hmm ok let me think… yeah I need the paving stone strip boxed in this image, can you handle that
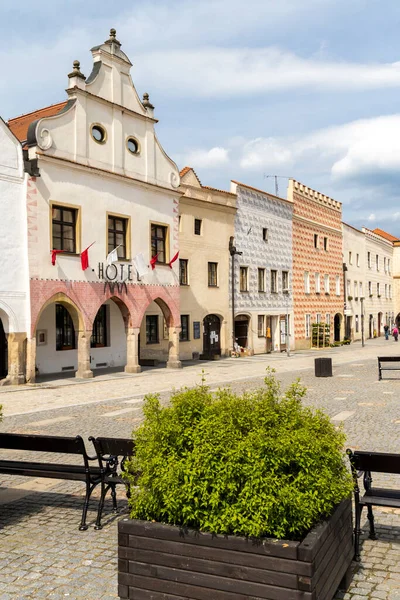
[0,342,400,599]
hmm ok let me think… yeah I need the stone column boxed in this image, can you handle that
[125,327,141,373]
[26,337,37,384]
[221,319,228,357]
[6,333,26,385]
[167,326,182,369]
[75,330,94,379]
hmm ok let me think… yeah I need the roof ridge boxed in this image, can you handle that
[8,100,67,123]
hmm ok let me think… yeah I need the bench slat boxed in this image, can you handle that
[350,451,400,475]
[361,495,400,509]
[0,433,86,454]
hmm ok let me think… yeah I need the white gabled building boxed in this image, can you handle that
[6,29,182,383]
[0,118,28,384]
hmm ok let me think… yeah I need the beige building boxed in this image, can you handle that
[178,167,236,360]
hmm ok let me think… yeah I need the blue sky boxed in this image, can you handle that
[2,0,400,234]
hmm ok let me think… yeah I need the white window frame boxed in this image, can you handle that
[326,313,331,326]
[349,251,352,265]
[335,275,340,296]
[316,313,321,324]
[324,274,330,294]
[304,271,310,294]
[315,272,320,293]
[356,253,360,267]
[305,314,311,338]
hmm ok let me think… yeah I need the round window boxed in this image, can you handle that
[127,137,139,154]
[91,125,106,144]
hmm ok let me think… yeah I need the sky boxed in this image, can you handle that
[2,0,400,234]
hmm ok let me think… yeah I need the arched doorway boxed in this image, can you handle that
[90,298,128,371]
[0,318,7,379]
[334,313,341,342]
[234,315,250,349]
[202,315,221,359]
[138,297,181,369]
[378,312,383,337]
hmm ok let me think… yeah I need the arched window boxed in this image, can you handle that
[56,305,75,351]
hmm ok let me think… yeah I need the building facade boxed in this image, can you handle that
[342,223,366,342]
[178,167,236,360]
[0,118,28,384]
[289,179,343,349]
[362,228,394,337]
[7,30,182,382]
[229,181,293,354]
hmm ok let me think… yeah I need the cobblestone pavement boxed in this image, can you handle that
[0,338,400,598]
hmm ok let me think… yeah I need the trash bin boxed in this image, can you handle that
[315,357,333,377]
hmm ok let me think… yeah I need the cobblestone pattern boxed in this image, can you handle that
[1,353,400,598]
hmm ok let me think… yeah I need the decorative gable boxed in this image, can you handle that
[25,29,179,191]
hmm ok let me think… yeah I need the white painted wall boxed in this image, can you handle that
[0,118,28,334]
[363,228,394,336]
[36,299,127,374]
[342,223,366,341]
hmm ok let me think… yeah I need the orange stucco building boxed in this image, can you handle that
[288,179,344,349]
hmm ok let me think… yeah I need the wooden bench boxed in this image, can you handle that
[377,356,400,380]
[347,449,400,561]
[90,436,135,530]
[0,433,102,530]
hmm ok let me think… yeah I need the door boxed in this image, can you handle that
[334,314,341,342]
[279,316,287,351]
[203,315,221,359]
[0,319,7,379]
[266,316,272,353]
[378,313,382,337]
[234,316,248,350]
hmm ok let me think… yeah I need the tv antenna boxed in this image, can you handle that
[264,175,291,197]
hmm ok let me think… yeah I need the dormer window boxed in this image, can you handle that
[127,137,140,155]
[91,124,107,144]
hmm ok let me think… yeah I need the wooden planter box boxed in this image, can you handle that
[118,498,353,600]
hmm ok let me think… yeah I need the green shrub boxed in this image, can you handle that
[125,370,352,540]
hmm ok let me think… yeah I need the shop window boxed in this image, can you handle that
[108,215,129,259]
[179,259,188,285]
[258,315,265,337]
[56,304,76,351]
[151,224,168,264]
[146,315,159,344]
[208,262,218,287]
[180,315,190,341]
[91,305,108,348]
[52,205,78,253]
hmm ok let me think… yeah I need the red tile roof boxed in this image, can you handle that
[179,166,192,177]
[8,101,68,144]
[373,228,399,242]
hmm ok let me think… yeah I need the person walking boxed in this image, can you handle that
[393,326,399,342]
[384,324,390,340]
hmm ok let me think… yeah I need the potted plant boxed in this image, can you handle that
[347,295,353,301]
[119,371,354,600]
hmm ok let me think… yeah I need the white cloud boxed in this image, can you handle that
[368,213,376,222]
[184,147,230,168]
[134,47,400,98]
[240,114,400,182]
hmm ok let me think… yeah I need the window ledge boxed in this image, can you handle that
[208,285,219,288]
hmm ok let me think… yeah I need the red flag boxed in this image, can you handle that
[51,249,65,266]
[168,251,179,268]
[150,253,159,270]
[80,242,95,271]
